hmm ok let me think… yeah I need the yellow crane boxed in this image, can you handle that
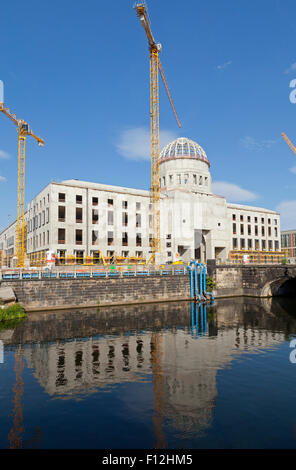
[134,2,181,264]
[0,91,44,267]
[281,132,296,155]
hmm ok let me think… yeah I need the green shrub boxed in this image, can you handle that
[206,276,216,292]
[0,303,27,322]
[281,258,288,265]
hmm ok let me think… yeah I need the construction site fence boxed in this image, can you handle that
[0,266,188,281]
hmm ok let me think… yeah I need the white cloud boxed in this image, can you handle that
[0,176,7,182]
[284,62,296,74]
[289,165,296,174]
[240,136,277,151]
[215,60,232,71]
[116,127,178,161]
[275,200,296,229]
[212,181,258,202]
[0,150,10,159]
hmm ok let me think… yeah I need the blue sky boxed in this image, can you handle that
[1,0,296,230]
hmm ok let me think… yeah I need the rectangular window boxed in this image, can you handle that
[240,239,245,249]
[205,177,208,186]
[136,213,141,228]
[92,197,98,205]
[254,217,258,223]
[42,211,45,225]
[136,233,142,247]
[92,230,99,245]
[248,225,251,235]
[232,214,236,221]
[233,223,236,235]
[75,229,83,245]
[255,225,258,236]
[261,218,265,224]
[247,216,251,223]
[199,176,203,185]
[108,199,113,207]
[47,231,49,244]
[233,238,238,249]
[268,227,271,237]
[76,195,83,204]
[248,239,252,249]
[58,206,65,222]
[262,227,265,236]
[240,215,244,221]
[178,174,181,184]
[170,175,174,184]
[274,228,278,237]
[268,218,271,224]
[122,212,128,227]
[58,193,65,202]
[46,208,49,224]
[149,214,152,229]
[76,207,83,223]
[136,251,143,258]
[240,224,244,235]
[136,202,141,210]
[92,209,99,224]
[274,219,278,225]
[184,174,189,184]
[108,231,114,246]
[268,240,273,251]
[262,240,266,250]
[275,240,279,250]
[122,232,128,246]
[122,201,128,209]
[108,211,114,225]
[255,239,259,250]
[58,228,65,244]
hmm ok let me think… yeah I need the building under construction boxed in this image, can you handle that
[0,136,283,267]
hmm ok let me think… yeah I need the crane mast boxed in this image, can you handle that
[134,2,181,264]
[281,132,296,156]
[0,100,44,267]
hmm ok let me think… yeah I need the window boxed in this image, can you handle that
[92,230,99,245]
[240,239,245,249]
[92,209,98,224]
[240,224,244,235]
[248,239,252,249]
[166,242,171,247]
[268,240,273,251]
[205,177,208,186]
[58,206,65,222]
[75,250,84,264]
[47,231,49,244]
[169,175,173,184]
[108,211,114,225]
[232,214,236,221]
[268,227,271,237]
[39,214,41,227]
[163,176,166,186]
[184,174,189,184]
[262,227,265,236]
[76,207,83,223]
[76,195,82,204]
[178,174,181,184]
[122,201,128,209]
[275,228,278,237]
[248,225,251,235]
[58,250,66,264]
[122,232,128,246]
[75,229,83,245]
[268,218,271,224]
[193,174,197,185]
[261,218,264,224]
[149,214,152,229]
[58,228,65,244]
[274,219,278,225]
[167,234,171,239]
[108,231,114,246]
[136,251,143,258]
[240,215,244,221]
[136,233,142,247]
[254,217,258,223]
[255,239,259,250]
[136,213,141,228]
[122,212,128,227]
[59,193,65,202]
[136,202,141,210]
[233,238,238,249]
[247,216,251,223]
[233,223,236,234]
[167,252,172,257]
[108,199,113,207]
[262,240,266,250]
[46,208,49,224]
[92,197,98,205]
[42,211,45,225]
[199,176,203,185]
[149,234,153,247]
[255,226,258,236]
[275,240,279,250]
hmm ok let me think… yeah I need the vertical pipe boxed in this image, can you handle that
[204,305,207,334]
[191,302,194,333]
[195,302,199,337]
[200,302,204,333]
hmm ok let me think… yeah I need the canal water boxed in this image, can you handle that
[0,296,296,449]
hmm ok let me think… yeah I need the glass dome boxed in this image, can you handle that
[159,137,209,166]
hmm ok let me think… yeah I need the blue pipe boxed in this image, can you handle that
[195,302,199,337]
[202,264,215,301]
[191,301,195,333]
[188,261,195,299]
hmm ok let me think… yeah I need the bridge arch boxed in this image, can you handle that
[261,275,296,297]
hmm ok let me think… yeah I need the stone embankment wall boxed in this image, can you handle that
[0,275,191,311]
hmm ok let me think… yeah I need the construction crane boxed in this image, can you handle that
[134,2,181,264]
[281,132,296,156]
[0,90,44,267]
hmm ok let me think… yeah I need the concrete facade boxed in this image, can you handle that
[0,137,282,266]
[281,229,296,263]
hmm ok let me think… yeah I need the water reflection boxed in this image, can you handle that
[1,296,296,448]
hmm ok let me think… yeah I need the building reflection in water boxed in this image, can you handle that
[2,296,296,447]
